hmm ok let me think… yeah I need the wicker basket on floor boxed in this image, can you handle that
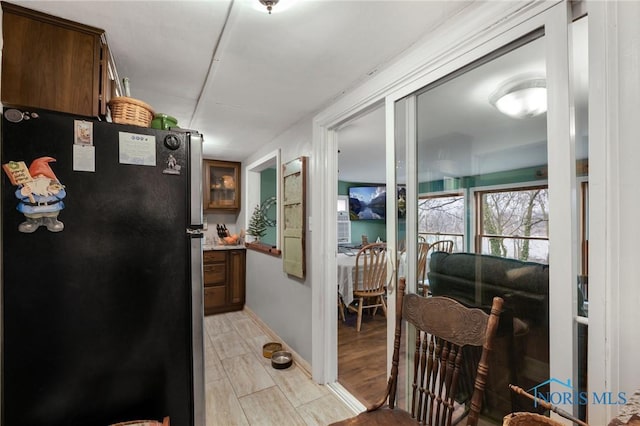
[110,416,169,426]
[503,412,563,425]
[108,96,154,127]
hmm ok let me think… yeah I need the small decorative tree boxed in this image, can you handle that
[247,204,267,242]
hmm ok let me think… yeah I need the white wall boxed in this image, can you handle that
[586,1,640,422]
[594,0,640,410]
[242,117,314,363]
[614,1,640,396]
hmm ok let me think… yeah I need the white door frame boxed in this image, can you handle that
[311,2,591,422]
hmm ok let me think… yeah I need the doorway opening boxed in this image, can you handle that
[335,104,388,406]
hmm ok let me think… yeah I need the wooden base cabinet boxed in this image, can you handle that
[204,249,245,315]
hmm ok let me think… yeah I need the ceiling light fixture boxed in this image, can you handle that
[259,0,279,14]
[489,78,547,119]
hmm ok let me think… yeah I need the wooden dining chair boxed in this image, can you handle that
[417,240,454,297]
[429,239,454,254]
[331,278,503,426]
[347,242,387,331]
[417,241,430,297]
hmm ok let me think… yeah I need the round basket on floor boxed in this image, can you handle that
[109,96,154,127]
[110,420,167,426]
[503,412,563,426]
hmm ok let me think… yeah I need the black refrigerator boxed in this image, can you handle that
[1,108,205,426]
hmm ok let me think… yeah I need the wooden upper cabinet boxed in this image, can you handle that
[204,160,241,212]
[1,2,110,117]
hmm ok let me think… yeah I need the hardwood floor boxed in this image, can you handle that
[337,307,388,407]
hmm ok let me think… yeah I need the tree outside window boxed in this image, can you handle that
[418,194,464,251]
[477,186,549,263]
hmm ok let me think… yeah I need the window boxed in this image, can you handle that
[337,195,349,212]
[475,185,549,263]
[417,193,464,251]
[337,195,351,244]
[245,149,281,254]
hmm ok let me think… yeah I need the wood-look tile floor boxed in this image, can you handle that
[204,310,355,426]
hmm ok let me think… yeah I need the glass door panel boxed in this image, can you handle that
[413,32,550,422]
[573,14,589,423]
[394,96,409,410]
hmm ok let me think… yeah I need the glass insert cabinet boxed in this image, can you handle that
[204,159,241,212]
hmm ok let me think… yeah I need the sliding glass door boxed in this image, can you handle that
[389,2,585,422]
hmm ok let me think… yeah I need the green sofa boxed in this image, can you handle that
[428,251,550,419]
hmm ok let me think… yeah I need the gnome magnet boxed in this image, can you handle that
[4,157,67,233]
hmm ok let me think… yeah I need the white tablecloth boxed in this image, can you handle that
[337,252,358,306]
[398,251,407,279]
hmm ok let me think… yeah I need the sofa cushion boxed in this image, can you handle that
[428,251,548,326]
[429,252,548,293]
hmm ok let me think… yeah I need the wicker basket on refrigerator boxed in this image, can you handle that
[108,96,154,127]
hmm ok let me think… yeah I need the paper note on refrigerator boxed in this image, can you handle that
[73,145,96,172]
[118,132,156,166]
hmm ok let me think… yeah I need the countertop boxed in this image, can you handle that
[203,244,246,251]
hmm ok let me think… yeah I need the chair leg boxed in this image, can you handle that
[338,295,346,322]
[356,297,364,332]
[379,295,387,317]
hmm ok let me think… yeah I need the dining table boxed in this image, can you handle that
[337,251,360,307]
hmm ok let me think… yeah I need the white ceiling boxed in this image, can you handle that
[11,0,472,162]
[338,16,589,183]
[8,1,588,184]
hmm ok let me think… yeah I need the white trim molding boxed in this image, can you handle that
[588,1,640,423]
[310,0,560,385]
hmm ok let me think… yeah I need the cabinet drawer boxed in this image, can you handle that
[204,263,226,285]
[204,251,226,263]
[204,286,226,309]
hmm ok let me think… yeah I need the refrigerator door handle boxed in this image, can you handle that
[186,228,204,238]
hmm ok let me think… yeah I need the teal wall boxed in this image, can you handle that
[339,180,387,244]
[338,165,552,248]
[418,164,548,194]
[260,168,277,246]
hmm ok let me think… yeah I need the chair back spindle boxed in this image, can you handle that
[347,242,388,331]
